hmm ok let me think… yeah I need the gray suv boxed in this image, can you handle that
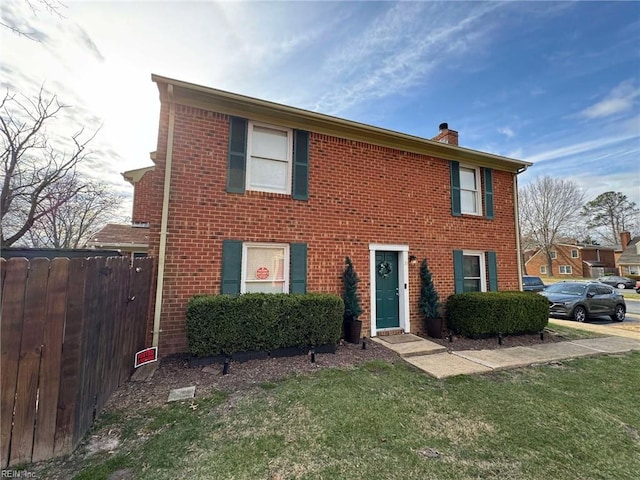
[539,281,626,322]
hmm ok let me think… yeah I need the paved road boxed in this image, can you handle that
[625,300,640,315]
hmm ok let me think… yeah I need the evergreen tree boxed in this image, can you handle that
[342,257,363,319]
[419,259,441,318]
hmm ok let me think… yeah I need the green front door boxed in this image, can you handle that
[375,251,399,329]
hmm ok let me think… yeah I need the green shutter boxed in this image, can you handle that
[484,168,494,220]
[453,250,464,293]
[450,161,461,216]
[221,240,242,294]
[487,251,498,291]
[292,130,309,200]
[290,243,307,293]
[226,117,247,193]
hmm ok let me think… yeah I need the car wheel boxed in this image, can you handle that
[574,305,587,322]
[617,283,626,289]
[610,305,625,322]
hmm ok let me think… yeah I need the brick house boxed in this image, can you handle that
[86,166,153,259]
[524,243,617,278]
[617,232,640,276]
[145,75,532,356]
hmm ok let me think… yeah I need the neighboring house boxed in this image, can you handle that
[86,224,149,259]
[524,242,617,278]
[617,232,640,276]
[145,75,532,356]
[86,166,154,260]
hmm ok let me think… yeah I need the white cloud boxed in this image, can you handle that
[524,133,638,163]
[579,80,639,119]
[498,127,515,138]
[313,2,504,113]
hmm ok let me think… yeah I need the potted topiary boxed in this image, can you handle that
[419,258,443,338]
[342,256,363,344]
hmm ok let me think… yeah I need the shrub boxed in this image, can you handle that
[418,258,441,319]
[342,257,363,320]
[446,291,548,337]
[186,293,344,357]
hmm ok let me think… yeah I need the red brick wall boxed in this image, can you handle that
[132,170,154,224]
[149,103,521,355]
[525,246,583,277]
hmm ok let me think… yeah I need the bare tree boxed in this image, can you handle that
[1,0,65,41]
[1,87,99,247]
[27,177,124,248]
[519,176,586,276]
[581,191,639,245]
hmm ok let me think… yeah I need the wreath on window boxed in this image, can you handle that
[377,261,393,278]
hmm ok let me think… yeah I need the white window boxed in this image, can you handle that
[460,166,482,215]
[246,122,293,194]
[559,265,572,275]
[571,249,579,258]
[550,251,557,259]
[628,265,640,275]
[241,243,289,293]
[540,265,547,274]
[463,251,486,292]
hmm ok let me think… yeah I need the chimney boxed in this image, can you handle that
[620,231,631,250]
[432,122,459,146]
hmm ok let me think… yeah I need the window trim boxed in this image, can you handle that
[241,242,290,293]
[571,249,579,258]
[559,265,572,275]
[459,165,482,216]
[550,251,557,259]
[540,265,547,274]
[463,250,487,292]
[246,121,293,195]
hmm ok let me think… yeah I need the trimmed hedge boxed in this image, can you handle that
[186,293,344,357]
[446,291,548,337]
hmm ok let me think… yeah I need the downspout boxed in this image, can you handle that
[152,83,175,348]
[514,165,528,291]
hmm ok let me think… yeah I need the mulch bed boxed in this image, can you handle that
[106,329,570,413]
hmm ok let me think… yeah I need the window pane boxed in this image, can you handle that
[464,279,481,292]
[461,190,477,213]
[246,247,285,281]
[252,126,288,161]
[245,281,285,293]
[459,168,476,190]
[463,255,480,277]
[249,157,288,191]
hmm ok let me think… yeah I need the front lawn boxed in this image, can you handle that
[41,353,640,480]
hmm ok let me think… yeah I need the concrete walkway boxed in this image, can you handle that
[372,327,640,379]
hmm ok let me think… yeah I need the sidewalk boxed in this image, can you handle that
[372,326,640,379]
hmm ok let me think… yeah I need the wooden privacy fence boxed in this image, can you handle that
[1,255,154,468]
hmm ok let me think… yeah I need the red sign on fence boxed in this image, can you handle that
[134,347,158,368]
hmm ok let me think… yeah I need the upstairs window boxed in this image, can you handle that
[450,161,492,218]
[571,249,579,258]
[227,117,309,199]
[247,123,293,194]
[550,251,557,259]
[459,166,481,215]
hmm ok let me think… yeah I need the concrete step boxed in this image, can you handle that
[371,334,446,357]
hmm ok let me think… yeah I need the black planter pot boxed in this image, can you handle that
[426,317,444,339]
[345,319,363,344]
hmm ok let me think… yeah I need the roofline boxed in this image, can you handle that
[151,74,533,174]
[86,241,149,249]
[122,166,156,185]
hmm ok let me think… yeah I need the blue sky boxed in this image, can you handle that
[2,0,639,209]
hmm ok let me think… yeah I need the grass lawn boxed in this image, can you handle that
[44,352,640,480]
